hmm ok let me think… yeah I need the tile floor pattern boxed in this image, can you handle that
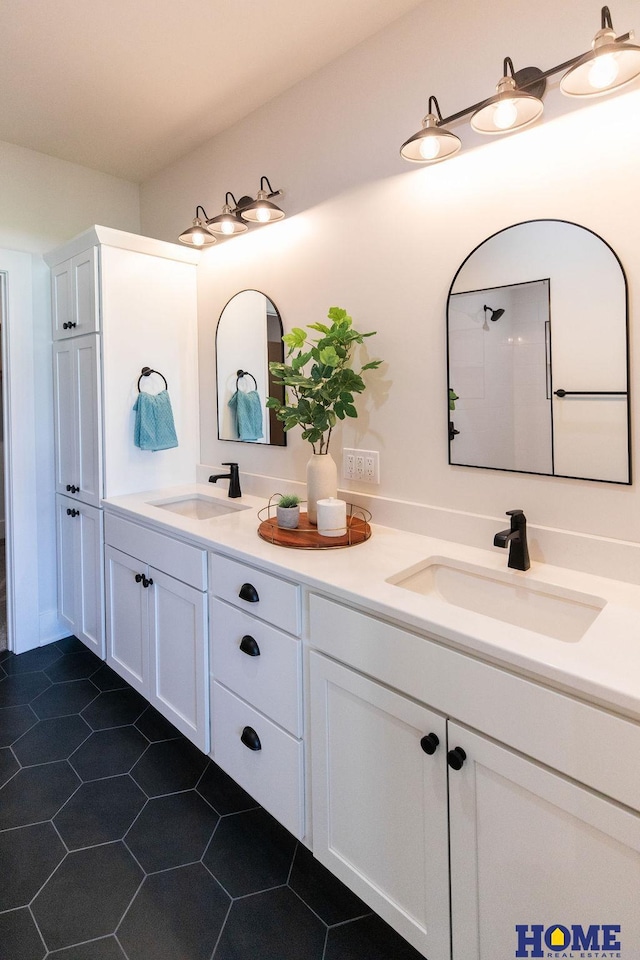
[0,638,424,960]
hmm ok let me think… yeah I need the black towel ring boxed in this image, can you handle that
[236,369,258,391]
[137,366,168,392]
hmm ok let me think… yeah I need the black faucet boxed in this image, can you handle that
[493,509,530,571]
[209,462,241,498]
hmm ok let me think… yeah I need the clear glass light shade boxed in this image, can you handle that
[400,114,462,162]
[178,217,216,247]
[239,190,285,223]
[560,29,640,97]
[471,76,544,134]
[206,204,248,236]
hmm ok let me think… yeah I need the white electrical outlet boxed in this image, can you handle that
[343,447,380,483]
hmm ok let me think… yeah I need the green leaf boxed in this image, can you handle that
[344,404,358,418]
[361,360,383,370]
[282,328,307,350]
[307,322,331,334]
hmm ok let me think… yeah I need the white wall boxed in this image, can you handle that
[0,138,140,647]
[139,0,640,556]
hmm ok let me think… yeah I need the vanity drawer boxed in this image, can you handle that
[210,553,301,636]
[210,598,302,737]
[212,681,304,838]
[105,514,206,590]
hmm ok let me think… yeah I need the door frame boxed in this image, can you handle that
[0,249,40,653]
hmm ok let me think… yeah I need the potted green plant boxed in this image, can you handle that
[276,494,301,529]
[267,307,381,523]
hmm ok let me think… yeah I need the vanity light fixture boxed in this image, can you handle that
[206,193,249,236]
[177,207,217,247]
[400,96,461,162]
[237,176,285,223]
[560,5,640,97]
[400,6,639,164]
[470,59,544,134]
[177,177,285,246]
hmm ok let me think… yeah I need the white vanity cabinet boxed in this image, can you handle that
[46,226,199,654]
[51,246,99,340]
[56,494,104,657]
[309,593,640,960]
[209,552,304,838]
[105,514,209,751]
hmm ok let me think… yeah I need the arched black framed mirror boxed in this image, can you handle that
[216,290,286,445]
[447,220,630,484]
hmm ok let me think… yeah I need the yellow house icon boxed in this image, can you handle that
[550,927,567,948]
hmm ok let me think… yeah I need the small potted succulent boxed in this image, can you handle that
[276,494,301,529]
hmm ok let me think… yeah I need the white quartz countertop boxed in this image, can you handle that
[103,484,640,721]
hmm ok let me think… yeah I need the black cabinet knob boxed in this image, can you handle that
[239,635,261,657]
[66,484,79,494]
[239,583,259,603]
[142,577,154,588]
[240,726,262,751]
[135,573,143,583]
[66,508,79,517]
[447,747,467,771]
[420,733,440,755]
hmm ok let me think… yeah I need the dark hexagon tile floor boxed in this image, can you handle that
[0,640,423,960]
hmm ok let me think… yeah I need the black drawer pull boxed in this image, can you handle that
[239,582,259,603]
[135,573,143,583]
[66,484,79,494]
[420,733,440,755]
[66,508,79,517]
[447,747,467,771]
[240,726,261,751]
[240,635,260,657]
[142,577,154,588]
[63,321,78,329]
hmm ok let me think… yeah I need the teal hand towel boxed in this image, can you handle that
[228,389,263,441]
[133,390,178,451]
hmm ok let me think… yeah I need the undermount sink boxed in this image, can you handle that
[387,557,605,642]
[148,494,250,520]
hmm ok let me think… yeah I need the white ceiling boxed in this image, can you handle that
[0,0,425,183]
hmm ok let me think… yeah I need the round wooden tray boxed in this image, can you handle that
[257,503,371,549]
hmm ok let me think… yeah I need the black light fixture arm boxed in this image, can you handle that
[428,96,444,121]
[434,23,633,128]
[602,5,614,30]
[195,205,210,220]
[259,175,283,199]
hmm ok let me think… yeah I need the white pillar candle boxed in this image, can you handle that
[316,497,347,537]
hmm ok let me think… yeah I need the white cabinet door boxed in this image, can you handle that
[448,722,640,960]
[52,248,99,340]
[56,495,77,634]
[75,502,104,657]
[105,546,148,695]
[56,495,104,657]
[72,248,99,336]
[148,568,209,752]
[51,260,73,339]
[310,651,450,960]
[53,336,102,505]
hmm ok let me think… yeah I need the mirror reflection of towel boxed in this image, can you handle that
[228,389,263,441]
[133,390,179,451]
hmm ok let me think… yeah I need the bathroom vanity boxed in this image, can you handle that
[101,482,640,960]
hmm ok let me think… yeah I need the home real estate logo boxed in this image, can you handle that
[515,923,622,958]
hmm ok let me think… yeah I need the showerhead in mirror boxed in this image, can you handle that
[484,305,505,322]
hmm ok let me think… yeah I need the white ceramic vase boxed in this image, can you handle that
[306,452,338,524]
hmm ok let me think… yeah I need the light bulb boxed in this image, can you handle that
[256,207,271,223]
[588,53,619,89]
[220,220,234,235]
[191,232,205,247]
[419,136,441,160]
[493,99,518,130]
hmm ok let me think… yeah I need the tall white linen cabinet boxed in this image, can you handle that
[45,226,200,657]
